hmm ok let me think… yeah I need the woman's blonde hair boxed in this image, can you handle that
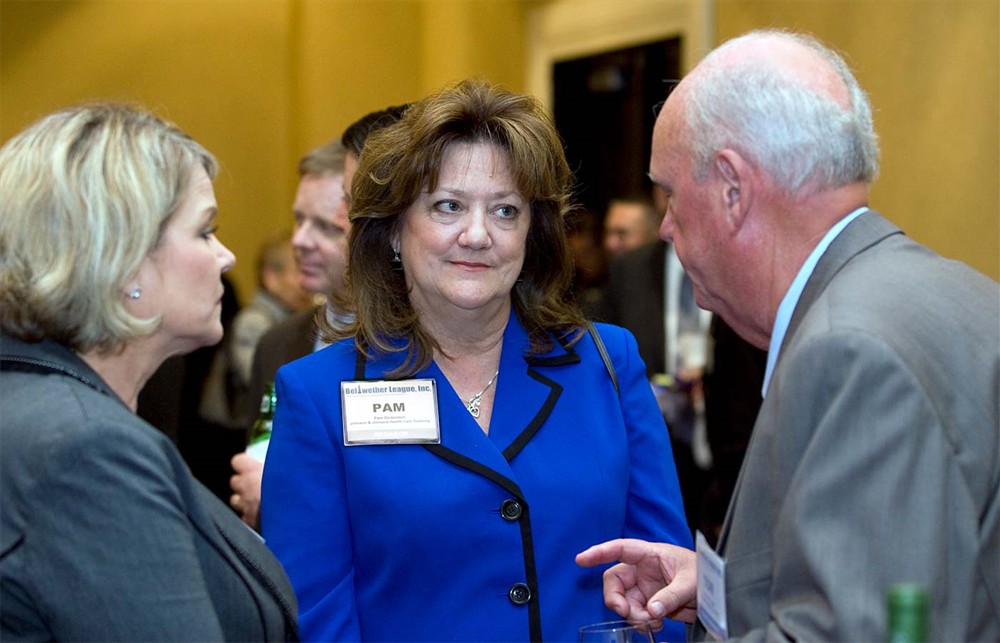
[0,103,217,353]
[328,78,585,376]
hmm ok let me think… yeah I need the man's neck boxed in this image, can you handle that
[766,182,868,318]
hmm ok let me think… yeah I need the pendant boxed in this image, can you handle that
[464,368,497,419]
[467,394,482,418]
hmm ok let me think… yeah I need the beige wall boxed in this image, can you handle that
[2,0,997,298]
[2,1,294,302]
[0,0,530,301]
[717,0,999,280]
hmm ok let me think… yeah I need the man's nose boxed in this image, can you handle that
[292,222,312,249]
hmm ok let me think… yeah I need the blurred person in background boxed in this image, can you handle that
[0,103,296,640]
[602,195,661,259]
[230,232,311,392]
[200,232,310,430]
[599,233,765,544]
[229,106,408,529]
[245,139,350,412]
[229,137,348,530]
[565,207,608,317]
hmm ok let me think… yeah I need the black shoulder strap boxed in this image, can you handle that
[586,322,619,396]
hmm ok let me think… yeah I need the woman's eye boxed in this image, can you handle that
[434,200,461,213]
[201,226,219,240]
[495,205,518,219]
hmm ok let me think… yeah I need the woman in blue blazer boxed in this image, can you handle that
[261,78,691,642]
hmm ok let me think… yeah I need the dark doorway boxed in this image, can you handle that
[553,38,682,218]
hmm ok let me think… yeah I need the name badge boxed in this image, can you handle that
[696,530,729,640]
[341,379,441,445]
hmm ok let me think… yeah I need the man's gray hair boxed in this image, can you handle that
[684,30,879,194]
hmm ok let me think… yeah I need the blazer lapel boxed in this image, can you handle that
[186,482,298,636]
[781,210,902,355]
[495,320,578,461]
[423,316,575,492]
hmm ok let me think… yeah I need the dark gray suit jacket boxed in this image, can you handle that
[1,338,298,641]
[706,211,999,641]
[245,307,318,429]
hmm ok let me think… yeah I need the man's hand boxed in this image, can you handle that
[576,538,698,623]
[229,452,264,529]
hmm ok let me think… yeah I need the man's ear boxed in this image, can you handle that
[715,149,752,230]
[261,269,279,295]
[260,263,286,293]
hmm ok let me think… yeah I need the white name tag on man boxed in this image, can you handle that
[341,379,440,445]
[696,530,729,640]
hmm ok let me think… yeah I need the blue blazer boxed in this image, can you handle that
[262,316,691,642]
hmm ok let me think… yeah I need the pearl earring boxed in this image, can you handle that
[128,286,142,300]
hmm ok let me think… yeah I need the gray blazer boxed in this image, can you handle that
[705,211,999,641]
[1,338,298,641]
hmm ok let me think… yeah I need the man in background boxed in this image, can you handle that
[230,105,408,528]
[233,234,311,387]
[244,140,350,416]
[600,207,765,543]
[566,207,608,317]
[244,105,410,416]
[578,29,999,641]
[602,195,661,259]
[200,233,310,429]
[229,138,347,529]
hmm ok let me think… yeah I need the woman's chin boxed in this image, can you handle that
[172,324,225,356]
[202,323,225,348]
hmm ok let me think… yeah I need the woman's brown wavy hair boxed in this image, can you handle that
[324,78,586,376]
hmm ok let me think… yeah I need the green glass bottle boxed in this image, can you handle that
[886,583,928,643]
[246,381,276,462]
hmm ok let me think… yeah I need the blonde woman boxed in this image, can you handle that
[0,104,297,640]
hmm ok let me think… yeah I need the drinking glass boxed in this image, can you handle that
[578,620,656,643]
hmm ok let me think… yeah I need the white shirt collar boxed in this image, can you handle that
[313,305,354,353]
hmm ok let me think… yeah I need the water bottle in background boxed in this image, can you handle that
[246,381,275,462]
[886,583,928,643]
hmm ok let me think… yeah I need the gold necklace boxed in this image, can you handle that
[466,368,500,418]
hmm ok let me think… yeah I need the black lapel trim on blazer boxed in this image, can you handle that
[525,352,578,367]
[423,444,525,499]
[506,331,578,460]
[354,347,367,379]
[523,329,582,368]
[517,502,543,643]
[423,443,544,641]
[354,342,561,642]
[502,368,561,462]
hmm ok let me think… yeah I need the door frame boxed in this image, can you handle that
[526,0,714,111]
